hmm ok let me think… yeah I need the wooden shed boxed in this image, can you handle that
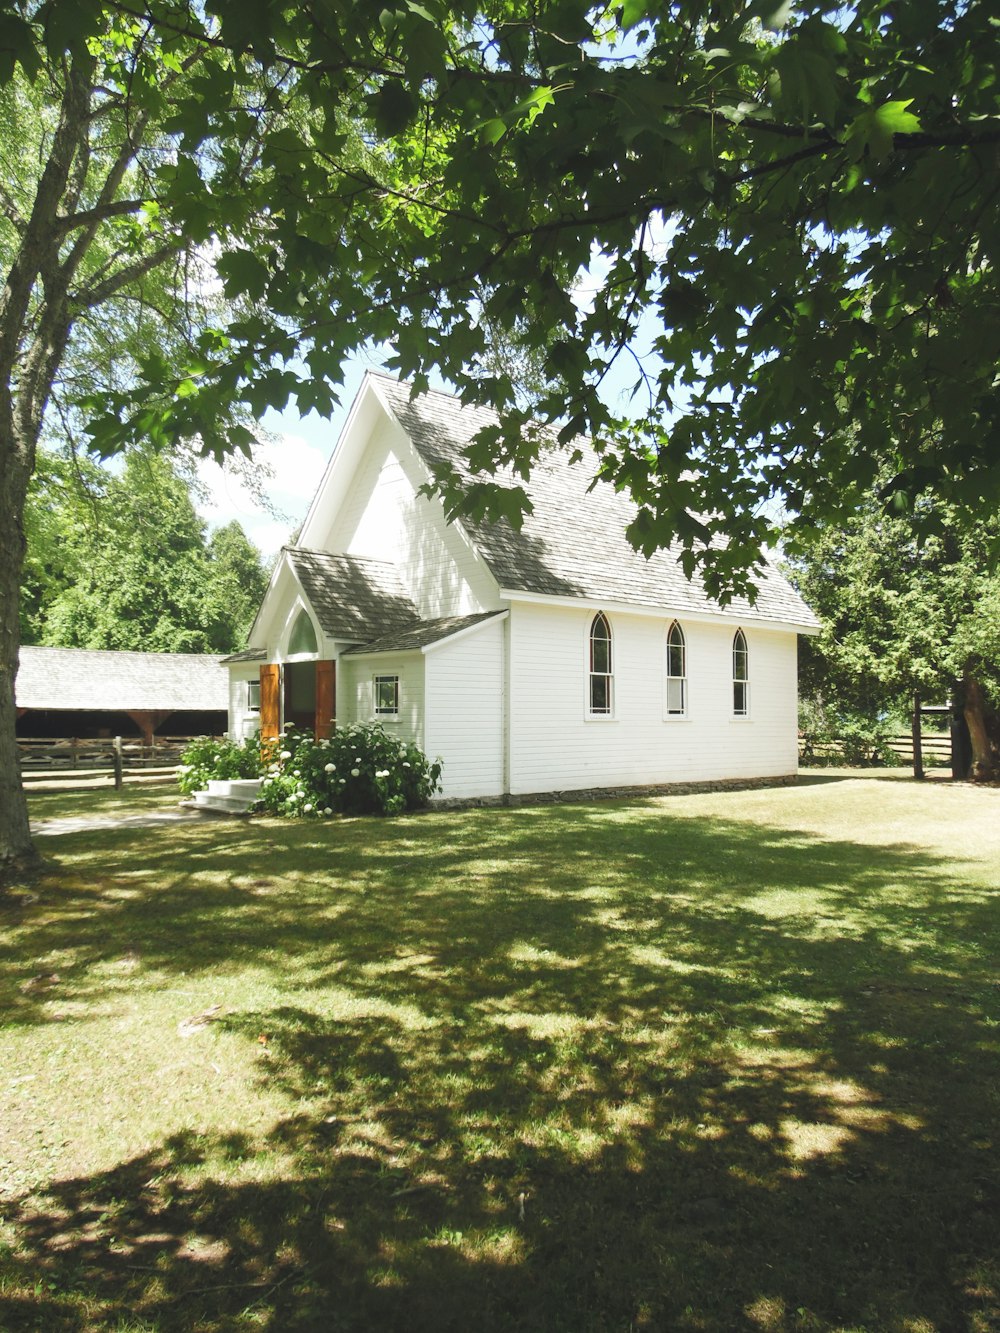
[15,646,228,743]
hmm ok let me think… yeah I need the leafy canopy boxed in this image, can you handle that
[1,0,998,597]
[24,451,268,653]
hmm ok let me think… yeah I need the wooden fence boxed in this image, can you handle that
[799,730,952,768]
[885,730,952,767]
[17,735,214,789]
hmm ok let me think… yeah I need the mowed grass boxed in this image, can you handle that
[1,775,998,1332]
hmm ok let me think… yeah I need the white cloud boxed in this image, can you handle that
[196,431,330,556]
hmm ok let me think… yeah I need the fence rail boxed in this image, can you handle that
[17,735,215,788]
[799,730,952,767]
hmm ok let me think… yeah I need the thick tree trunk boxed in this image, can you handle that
[0,412,38,885]
[962,673,1000,782]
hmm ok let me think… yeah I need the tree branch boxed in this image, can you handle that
[55,197,146,235]
[0,183,25,232]
[73,240,183,308]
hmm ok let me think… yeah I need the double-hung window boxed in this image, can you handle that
[588,613,613,716]
[733,629,749,717]
[666,621,686,716]
[374,674,399,717]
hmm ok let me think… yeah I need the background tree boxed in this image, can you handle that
[23,451,267,652]
[790,502,1000,780]
[2,0,998,878]
[204,519,271,649]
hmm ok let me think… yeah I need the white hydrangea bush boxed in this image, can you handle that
[256,723,442,817]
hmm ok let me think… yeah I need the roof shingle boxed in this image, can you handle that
[372,374,819,630]
[342,611,506,656]
[285,548,420,641]
[16,646,228,711]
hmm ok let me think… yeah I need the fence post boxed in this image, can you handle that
[911,691,924,781]
[112,736,123,790]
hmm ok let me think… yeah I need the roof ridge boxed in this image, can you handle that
[287,546,400,569]
[19,644,225,661]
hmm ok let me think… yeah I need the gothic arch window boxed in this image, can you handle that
[733,628,749,716]
[288,608,318,657]
[589,612,613,716]
[666,621,686,716]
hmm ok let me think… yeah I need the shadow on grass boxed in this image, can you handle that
[2,801,998,1330]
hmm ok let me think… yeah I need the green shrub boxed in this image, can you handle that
[257,722,442,817]
[177,734,262,796]
[798,698,901,767]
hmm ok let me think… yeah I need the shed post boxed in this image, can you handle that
[911,691,924,780]
[112,736,123,790]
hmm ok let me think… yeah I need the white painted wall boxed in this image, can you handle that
[315,416,502,620]
[227,665,262,740]
[424,618,506,799]
[507,600,798,795]
[338,653,426,751]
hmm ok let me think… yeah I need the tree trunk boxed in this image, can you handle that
[951,687,973,779]
[0,410,39,886]
[962,672,1000,782]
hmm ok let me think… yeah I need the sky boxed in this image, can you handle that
[194,352,382,558]
[192,240,672,559]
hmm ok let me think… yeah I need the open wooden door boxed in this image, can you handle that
[315,660,336,739]
[259,663,280,738]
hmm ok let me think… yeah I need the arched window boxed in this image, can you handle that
[666,621,686,716]
[589,612,613,715]
[733,628,749,716]
[288,608,318,656]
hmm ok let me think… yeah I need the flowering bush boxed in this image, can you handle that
[256,723,442,817]
[176,734,263,796]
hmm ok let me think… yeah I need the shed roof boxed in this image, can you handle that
[371,374,819,631]
[16,646,229,712]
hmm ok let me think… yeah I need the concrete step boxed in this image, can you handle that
[190,790,258,815]
[206,778,262,799]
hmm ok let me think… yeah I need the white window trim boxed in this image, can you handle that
[585,611,615,720]
[373,673,400,720]
[732,628,750,719]
[664,620,688,721]
[281,601,321,662]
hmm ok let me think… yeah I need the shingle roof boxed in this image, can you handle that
[372,374,819,630]
[220,647,266,664]
[16,646,229,711]
[342,611,506,656]
[285,548,419,641]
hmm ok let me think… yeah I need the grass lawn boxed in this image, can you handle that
[1,774,998,1331]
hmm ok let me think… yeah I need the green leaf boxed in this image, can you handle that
[478,118,506,145]
[369,79,418,135]
[846,99,921,163]
[619,0,653,32]
[0,13,40,82]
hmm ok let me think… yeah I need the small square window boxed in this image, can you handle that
[247,680,261,712]
[375,674,399,716]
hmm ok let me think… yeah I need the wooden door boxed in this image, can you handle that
[259,663,280,738]
[315,659,336,739]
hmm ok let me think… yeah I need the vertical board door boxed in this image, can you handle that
[315,660,336,739]
[259,663,280,738]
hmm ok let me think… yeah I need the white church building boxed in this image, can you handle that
[224,372,818,800]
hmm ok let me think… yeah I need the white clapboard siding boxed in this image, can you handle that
[321,417,501,621]
[339,653,426,751]
[424,617,505,799]
[507,601,799,794]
